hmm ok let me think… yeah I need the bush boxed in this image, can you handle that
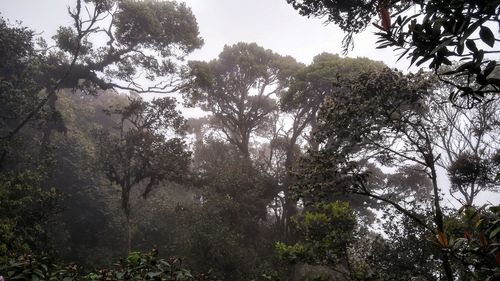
[0,251,216,281]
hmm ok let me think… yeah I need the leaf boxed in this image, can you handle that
[465,39,478,52]
[490,226,500,239]
[479,232,488,247]
[456,43,464,55]
[459,20,482,46]
[416,56,433,67]
[479,26,495,47]
[430,37,453,55]
[146,271,162,278]
[437,231,448,247]
[483,60,496,77]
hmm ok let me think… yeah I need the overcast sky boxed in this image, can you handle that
[0,0,412,68]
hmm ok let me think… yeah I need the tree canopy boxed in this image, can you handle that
[286,0,500,106]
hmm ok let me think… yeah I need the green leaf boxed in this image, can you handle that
[489,226,500,239]
[146,271,162,278]
[476,218,484,228]
[479,26,495,47]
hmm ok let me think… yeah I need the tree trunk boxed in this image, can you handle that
[429,158,454,281]
[122,182,132,254]
[309,113,319,152]
[126,215,132,254]
[40,92,57,157]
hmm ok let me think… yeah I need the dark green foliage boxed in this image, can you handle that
[285,0,379,43]
[281,53,385,151]
[96,96,191,205]
[1,0,203,171]
[0,251,213,281]
[0,172,60,262]
[95,96,191,253]
[286,0,500,106]
[48,0,203,92]
[291,67,432,205]
[47,91,131,268]
[371,208,440,280]
[115,1,203,55]
[277,202,356,280]
[445,205,500,281]
[374,1,500,107]
[0,18,47,168]
[182,42,299,158]
[179,140,280,280]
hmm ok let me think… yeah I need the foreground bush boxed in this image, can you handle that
[0,251,215,281]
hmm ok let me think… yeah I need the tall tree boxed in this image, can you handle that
[96,96,190,253]
[182,42,298,158]
[281,53,385,151]
[294,67,459,280]
[1,0,203,167]
[270,54,384,241]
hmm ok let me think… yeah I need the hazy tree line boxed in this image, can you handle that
[0,0,499,280]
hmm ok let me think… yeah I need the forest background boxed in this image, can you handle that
[0,0,499,280]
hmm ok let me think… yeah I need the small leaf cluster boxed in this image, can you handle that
[373,1,499,107]
[276,201,356,266]
[445,205,500,281]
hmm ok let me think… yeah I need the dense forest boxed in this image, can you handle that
[0,0,499,280]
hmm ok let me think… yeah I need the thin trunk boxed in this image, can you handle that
[39,91,58,162]
[126,216,132,254]
[122,181,132,254]
[429,158,454,281]
[241,131,250,159]
[309,113,319,152]
[282,134,299,243]
[39,91,62,189]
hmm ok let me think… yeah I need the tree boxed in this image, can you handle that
[427,89,500,206]
[0,172,60,262]
[0,17,47,169]
[356,209,441,280]
[281,53,385,151]
[182,42,298,158]
[276,201,357,280]
[293,67,460,280]
[96,96,190,253]
[45,0,203,94]
[276,55,386,234]
[445,205,500,280]
[256,54,385,243]
[286,0,500,105]
[46,90,131,267]
[1,0,203,168]
[180,138,281,280]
